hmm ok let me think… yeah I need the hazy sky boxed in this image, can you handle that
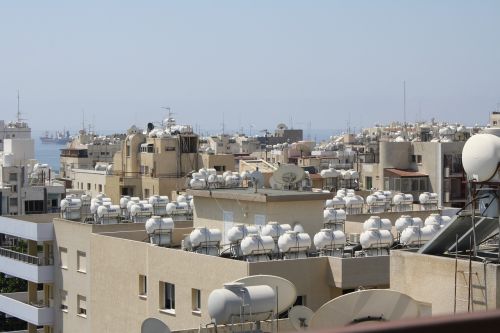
[1,1,499,135]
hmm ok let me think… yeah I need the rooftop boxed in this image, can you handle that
[0,213,59,224]
[187,188,332,202]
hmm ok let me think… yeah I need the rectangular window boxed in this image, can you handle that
[365,176,373,190]
[98,184,103,192]
[160,282,175,312]
[87,183,91,191]
[77,251,86,273]
[9,198,17,207]
[417,155,422,164]
[139,275,147,297]
[9,173,17,181]
[61,290,68,312]
[192,289,201,312]
[60,247,68,269]
[77,295,87,317]
[144,189,150,198]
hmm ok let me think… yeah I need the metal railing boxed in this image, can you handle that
[0,247,53,266]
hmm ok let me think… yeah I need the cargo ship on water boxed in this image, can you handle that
[40,130,72,144]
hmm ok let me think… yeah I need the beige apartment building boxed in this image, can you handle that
[0,187,396,333]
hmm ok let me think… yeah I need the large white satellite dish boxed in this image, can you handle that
[233,275,297,313]
[141,318,170,333]
[289,305,314,331]
[309,290,420,330]
[271,165,305,188]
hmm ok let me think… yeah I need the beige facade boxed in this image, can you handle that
[390,250,500,315]
[361,141,466,207]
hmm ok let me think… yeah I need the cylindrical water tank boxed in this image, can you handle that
[278,231,311,253]
[313,229,346,249]
[177,195,187,203]
[207,283,276,324]
[323,209,346,222]
[240,235,275,256]
[119,196,131,209]
[190,178,207,189]
[400,225,440,246]
[60,198,82,210]
[366,194,385,205]
[419,192,430,204]
[393,193,404,205]
[130,203,153,216]
[360,229,393,249]
[363,216,392,231]
[395,215,414,232]
[97,205,120,218]
[90,199,103,214]
[261,222,290,238]
[424,213,444,226]
[148,195,169,205]
[345,194,364,207]
[145,216,174,234]
[190,228,222,247]
[228,224,254,242]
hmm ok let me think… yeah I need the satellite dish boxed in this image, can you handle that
[250,170,265,188]
[277,123,288,130]
[289,305,314,331]
[309,290,420,330]
[141,318,170,333]
[271,165,305,187]
[233,275,297,313]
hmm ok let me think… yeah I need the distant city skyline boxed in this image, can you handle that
[1,0,499,134]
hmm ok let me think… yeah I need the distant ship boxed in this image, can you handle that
[40,130,72,145]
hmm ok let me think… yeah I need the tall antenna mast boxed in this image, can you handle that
[17,90,21,122]
[403,81,407,139]
[222,112,225,135]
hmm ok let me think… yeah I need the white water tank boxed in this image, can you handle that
[336,189,347,197]
[395,215,415,232]
[228,224,259,242]
[97,205,120,218]
[190,178,207,189]
[278,231,311,253]
[400,225,440,246]
[323,209,346,222]
[145,216,174,246]
[424,213,444,226]
[208,283,276,325]
[148,195,169,206]
[363,216,392,231]
[130,203,154,218]
[345,194,364,207]
[366,194,386,205]
[360,229,393,249]
[240,235,275,256]
[190,228,222,247]
[119,196,131,209]
[60,198,82,220]
[313,229,346,250]
[177,195,187,203]
[261,222,291,238]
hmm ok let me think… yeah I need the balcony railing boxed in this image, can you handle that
[0,248,53,266]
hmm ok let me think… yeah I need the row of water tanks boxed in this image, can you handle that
[320,168,359,179]
[399,214,451,246]
[190,168,247,189]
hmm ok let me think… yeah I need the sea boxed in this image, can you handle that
[33,131,63,172]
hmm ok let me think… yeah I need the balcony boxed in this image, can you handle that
[0,248,54,283]
[0,291,54,326]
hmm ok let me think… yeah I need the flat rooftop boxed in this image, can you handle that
[187,188,332,202]
[0,213,59,224]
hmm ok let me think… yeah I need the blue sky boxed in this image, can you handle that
[1,1,499,135]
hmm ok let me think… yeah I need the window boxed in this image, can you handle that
[139,275,147,298]
[126,144,131,156]
[87,183,91,191]
[9,173,17,181]
[160,282,175,312]
[61,290,68,312]
[192,289,201,312]
[214,165,226,172]
[365,176,373,190]
[98,184,103,192]
[9,198,17,207]
[417,155,422,164]
[77,295,87,317]
[144,189,150,198]
[60,247,68,269]
[77,251,86,273]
